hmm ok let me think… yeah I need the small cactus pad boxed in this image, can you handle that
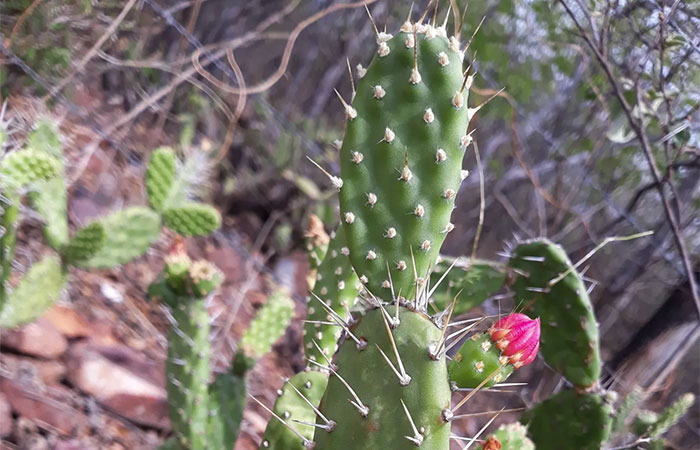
[165,292,211,449]
[240,289,295,360]
[509,238,601,388]
[163,203,221,237]
[61,222,106,264]
[304,226,359,363]
[0,255,67,328]
[645,393,695,439]
[521,389,613,450]
[313,307,451,450]
[260,371,328,450]
[0,148,59,188]
[206,371,247,450]
[430,258,506,315]
[481,422,534,450]
[338,24,472,300]
[78,206,161,268]
[30,176,69,248]
[146,147,177,212]
[449,333,514,389]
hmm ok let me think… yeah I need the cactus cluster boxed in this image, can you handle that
[149,241,295,450]
[0,120,221,328]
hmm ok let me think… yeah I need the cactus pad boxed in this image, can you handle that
[78,206,161,268]
[206,370,247,450]
[338,24,472,300]
[163,203,221,237]
[0,148,59,188]
[313,307,451,450]
[449,333,514,388]
[304,226,360,363]
[260,371,328,450]
[146,147,177,212]
[430,258,506,315]
[522,389,613,450]
[0,255,67,328]
[61,222,106,264]
[240,289,295,360]
[509,238,601,388]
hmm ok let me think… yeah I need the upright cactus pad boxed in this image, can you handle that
[78,206,161,268]
[165,290,211,449]
[0,255,67,328]
[260,371,328,450]
[304,226,360,363]
[163,203,222,237]
[509,238,601,388]
[430,258,506,315]
[313,307,451,450]
[206,370,247,450]
[31,176,69,248]
[482,422,534,450]
[61,222,106,264]
[239,290,295,360]
[644,393,695,439]
[338,23,472,300]
[146,147,177,212]
[522,389,613,450]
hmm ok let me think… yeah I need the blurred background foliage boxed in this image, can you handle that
[1,0,698,447]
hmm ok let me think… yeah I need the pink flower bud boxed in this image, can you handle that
[488,313,540,369]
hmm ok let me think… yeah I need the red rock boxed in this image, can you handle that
[0,378,86,436]
[2,318,68,359]
[43,305,93,338]
[1,354,66,385]
[66,343,170,430]
[0,393,11,437]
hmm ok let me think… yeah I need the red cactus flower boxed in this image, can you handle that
[488,313,540,369]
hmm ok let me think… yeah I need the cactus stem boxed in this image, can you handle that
[400,399,424,446]
[310,292,366,350]
[307,358,370,417]
[284,378,336,430]
[248,394,315,448]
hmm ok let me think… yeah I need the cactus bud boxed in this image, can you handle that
[488,313,540,369]
[163,237,192,294]
[189,260,223,297]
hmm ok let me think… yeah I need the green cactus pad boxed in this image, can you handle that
[313,307,451,450]
[522,389,613,450]
[78,206,161,268]
[646,393,695,439]
[612,386,643,434]
[430,257,506,316]
[0,194,20,302]
[338,25,472,300]
[483,422,534,450]
[0,148,59,188]
[207,370,247,450]
[509,238,601,388]
[304,226,360,363]
[163,203,221,237]
[260,371,328,450]
[240,289,295,360]
[0,255,67,328]
[31,176,69,248]
[165,293,211,450]
[61,222,106,264]
[146,147,177,212]
[449,333,514,388]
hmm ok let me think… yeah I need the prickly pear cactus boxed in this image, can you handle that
[260,371,328,450]
[162,203,221,237]
[0,255,67,328]
[481,422,534,450]
[304,226,360,363]
[430,257,506,315]
[0,148,59,188]
[239,289,295,361]
[78,206,161,268]
[522,389,613,450]
[61,222,106,264]
[313,306,452,450]
[338,22,473,301]
[449,313,539,388]
[509,238,601,389]
[146,146,177,212]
